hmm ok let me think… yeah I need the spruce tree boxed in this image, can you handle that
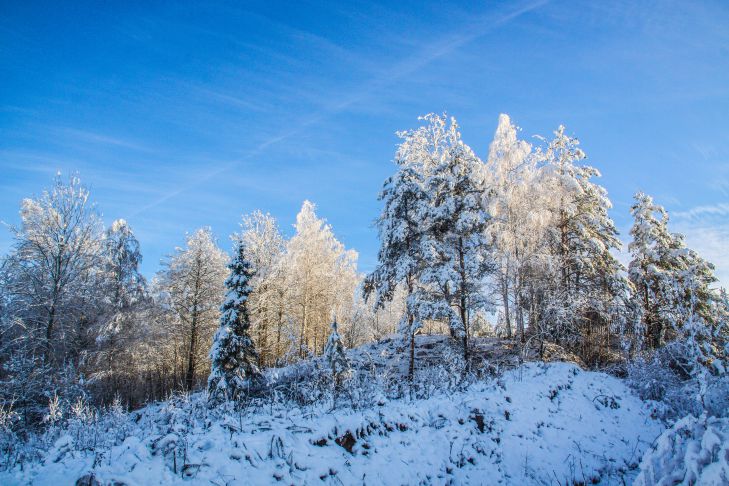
[324,319,349,378]
[324,318,349,407]
[208,240,261,403]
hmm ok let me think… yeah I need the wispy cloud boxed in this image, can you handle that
[674,203,729,220]
[133,0,549,214]
[57,128,157,153]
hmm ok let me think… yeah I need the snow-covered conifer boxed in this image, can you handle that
[628,193,723,369]
[208,239,261,403]
[418,114,493,363]
[537,126,627,354]
[324,318,349,377]
[364,116,433,381]
[324,318,349,407]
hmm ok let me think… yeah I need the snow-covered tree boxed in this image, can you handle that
[484,114,540,341]
[0,174,106,421]
[286,201,359,359]
[92,219,147,401]
[240,211,287,367]
[102,219,146,310]
[536,125,627,357]
[208,240,261,403]
[7,173,104,363]
[629,193,721,360]
[364,116,433,381]
[323,318,349,406]
[159,228,228,391]
[418,114,493,363]
[324,318,349,376]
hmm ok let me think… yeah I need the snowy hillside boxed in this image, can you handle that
[1,357,663,485]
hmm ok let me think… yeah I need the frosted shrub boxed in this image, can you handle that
[627,341,728,420]
[412,346,464,399]
[43,394,63,426]
[634,414,729,485]
[0,402,20,469]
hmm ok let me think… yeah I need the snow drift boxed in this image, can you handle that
[1,361,663,485]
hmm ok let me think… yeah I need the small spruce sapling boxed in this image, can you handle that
[323,318,349,407]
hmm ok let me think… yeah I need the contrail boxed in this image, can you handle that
[133,0,549,216]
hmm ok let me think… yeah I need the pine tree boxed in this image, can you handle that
[208,240,261,403]
[323,318,349,407]
[629,193,687,350]
[628,192,724,372]
[419,114,493,364]
[537,125,627,359]
[364,116,433,382]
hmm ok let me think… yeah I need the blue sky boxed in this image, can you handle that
[1,0,728,284]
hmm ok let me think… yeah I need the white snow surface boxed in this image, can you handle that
[1,361,663,485]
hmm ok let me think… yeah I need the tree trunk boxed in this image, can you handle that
[299,303,307,358]
[409,325,415,383]
[501,273,512,339]
[185,310,198,391]
[45,302,57,362]
[407,276,415,383]
[458,238,469,365]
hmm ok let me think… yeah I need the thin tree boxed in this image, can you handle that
[160,228,227,391]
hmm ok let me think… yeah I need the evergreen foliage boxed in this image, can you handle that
[208,240,261,403]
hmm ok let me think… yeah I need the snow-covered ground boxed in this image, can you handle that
[1,359,664,485]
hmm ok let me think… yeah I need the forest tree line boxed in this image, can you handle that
[1,113,727,426]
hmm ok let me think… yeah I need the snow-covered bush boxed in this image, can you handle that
[634,414,729,485]
[627,338,729,421]
[0,403,20,470]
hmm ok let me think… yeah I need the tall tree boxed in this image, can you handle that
[208,240,260,403]
[240,211,287,366]
[287,201,358,358]
[160,228,227,391]
[419,114,493,363]
[629,193,718,351]
[484,114,537,340]
[364,116,432,382]
[92,219,147,401]
[7,174,104,363]
[536,126,627,358]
